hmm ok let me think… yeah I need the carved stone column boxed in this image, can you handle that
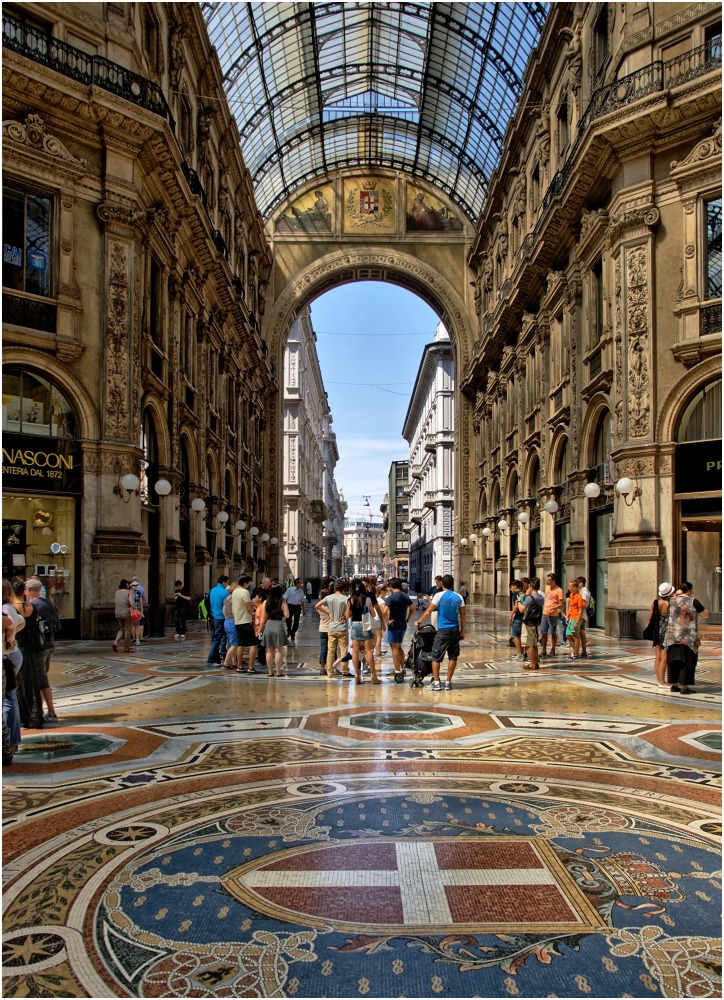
[605,206,664,635]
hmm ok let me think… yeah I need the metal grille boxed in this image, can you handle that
[3,293,56,333]
[700,302,722,336]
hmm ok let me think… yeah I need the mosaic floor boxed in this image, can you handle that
[3,610,721,999]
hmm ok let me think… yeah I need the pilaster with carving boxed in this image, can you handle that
[102,240,132,440]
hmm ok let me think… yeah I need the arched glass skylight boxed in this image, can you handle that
[202,2,549,223]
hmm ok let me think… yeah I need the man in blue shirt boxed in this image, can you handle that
[206,575,230,665]
[416,574,466,691]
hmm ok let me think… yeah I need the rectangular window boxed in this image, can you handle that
[705,197,722,300]
[3,186,52,297]
[592,258,604,343]
[594,7,609,75]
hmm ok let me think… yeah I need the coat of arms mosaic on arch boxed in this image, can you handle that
[343,177,396,233]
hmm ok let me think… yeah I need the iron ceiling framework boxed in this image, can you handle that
[202,2,548,224]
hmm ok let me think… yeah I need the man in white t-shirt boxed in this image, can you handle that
[316,581,349,678]
[231,575,257,674]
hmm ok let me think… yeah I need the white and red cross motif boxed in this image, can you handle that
[359,189,379,215]
[224,838,602,934]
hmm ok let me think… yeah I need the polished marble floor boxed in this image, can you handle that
[2,608,721,998]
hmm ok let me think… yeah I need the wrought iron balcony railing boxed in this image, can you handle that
[2,12,174,128]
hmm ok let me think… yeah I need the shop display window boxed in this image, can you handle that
[2,368,76,437]
[2,495,76,620]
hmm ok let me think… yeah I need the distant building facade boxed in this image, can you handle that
[381,462,410,579]
[403,324,455,593]
[281,306,340,582]
[343,518,386,578]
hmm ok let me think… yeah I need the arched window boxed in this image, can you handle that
[2,367,76,437]
[677,379,722,442]
[140,410,159,504]
[528,455,541,499]
[555,437,569,484]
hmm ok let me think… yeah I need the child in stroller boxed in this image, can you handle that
[404,623,437,687]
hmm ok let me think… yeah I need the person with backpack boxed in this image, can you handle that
[517,577,544,670]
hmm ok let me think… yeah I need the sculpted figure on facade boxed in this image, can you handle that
[561,24,582,110]
[197,107,214,169]
[169,21,188,89]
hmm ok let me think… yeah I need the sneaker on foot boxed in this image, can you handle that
[444,681,452,691]
[43,713,60,723]
[431,680,442,691]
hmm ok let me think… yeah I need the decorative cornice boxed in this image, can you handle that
[670,120,722,183]
[606,206,660,249]
[3,113,86,171]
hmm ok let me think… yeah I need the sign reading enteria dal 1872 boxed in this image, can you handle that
[1,433,82,493]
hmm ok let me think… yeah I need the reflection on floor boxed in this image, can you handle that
[3,610,721,998]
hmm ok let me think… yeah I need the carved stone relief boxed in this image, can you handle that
[613,258,623,442]
[626,245,650,439]
[2,114,86,169]
[104,241,131,439]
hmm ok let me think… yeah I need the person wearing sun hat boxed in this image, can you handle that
[645,582,675,688]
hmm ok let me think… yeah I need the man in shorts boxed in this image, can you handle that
[416,574,465,691]
[517,577,545,670]
[540,572,564,657]
[384,578,414,678]
[232,575,258,674]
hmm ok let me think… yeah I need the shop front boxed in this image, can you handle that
[2,369,82,636]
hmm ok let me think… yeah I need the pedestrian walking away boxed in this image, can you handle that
[283,579,306,641]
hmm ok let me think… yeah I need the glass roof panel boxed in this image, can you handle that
[202,2,549,222]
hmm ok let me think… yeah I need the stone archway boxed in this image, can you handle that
[262,245,476,562]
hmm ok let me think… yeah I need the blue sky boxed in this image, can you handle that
[311,282,440,522]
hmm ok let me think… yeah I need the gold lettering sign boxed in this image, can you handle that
[1,448,73,470]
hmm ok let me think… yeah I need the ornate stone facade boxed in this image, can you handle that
[464,3,722,631]
[2,3,272,635]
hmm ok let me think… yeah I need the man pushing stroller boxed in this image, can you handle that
[415,574,466,691]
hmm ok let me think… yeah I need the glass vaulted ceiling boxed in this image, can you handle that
[202,2,549,223]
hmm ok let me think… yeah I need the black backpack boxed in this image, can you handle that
[523,597,543,627]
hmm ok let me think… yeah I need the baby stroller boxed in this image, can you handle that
[404,624,437,688]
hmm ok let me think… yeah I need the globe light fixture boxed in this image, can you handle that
[497,518,508,532]
[118,473,140,502]
[583,482,601,499]
[270,536,278,546]
[261,532,270,542]
[235,520,246,533]
[191,497,206,514]
[250,526,259,536]
[469,532,478,543]
[517,511,529,525]
[544,499,559,514]
[154,478,172,497]
[460,537,468,547]
[216,510,229,525]
[482,526,492,538]
[616,477,633,497]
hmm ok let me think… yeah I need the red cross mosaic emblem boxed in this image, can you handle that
[223,838,603,934]
[359,189,379,215]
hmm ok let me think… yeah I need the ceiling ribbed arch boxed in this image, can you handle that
[202,2,549,223]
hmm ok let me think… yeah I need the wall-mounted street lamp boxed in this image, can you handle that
[582,477,642,506]
[115,473,141,503]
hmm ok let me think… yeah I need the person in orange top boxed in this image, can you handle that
[541,572,564,657]
[565,579,585,659]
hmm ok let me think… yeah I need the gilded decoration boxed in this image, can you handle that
[405,184,464,232]
[275,185,333,234]
[104,241,131,439]
[626,246,651,439]
[343,178,395,233]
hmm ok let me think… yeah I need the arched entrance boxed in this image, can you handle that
[262,246,476,579]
